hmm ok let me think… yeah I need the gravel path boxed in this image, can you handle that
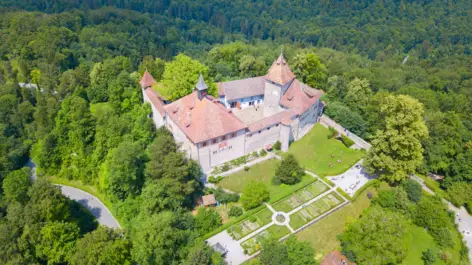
[26,160,121,229]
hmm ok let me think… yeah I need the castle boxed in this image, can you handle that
[140,54,324,171]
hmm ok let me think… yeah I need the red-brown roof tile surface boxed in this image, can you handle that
[280,79,323,114]
[164,92,247,143]
[145,88,166,117]
[139,70,157,88]
[320,250,356,265]
[265,53,295,85]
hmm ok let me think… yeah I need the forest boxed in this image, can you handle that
[0,0,471,264]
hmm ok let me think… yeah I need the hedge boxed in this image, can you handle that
[336,179,379,201]
[340,134,355,148]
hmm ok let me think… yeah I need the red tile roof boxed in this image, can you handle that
[265,53,295,85]
[280,79,324,115]
[164,92,247,143]
[145,88,166,117]
[140,70,157,88]
[201,194,217,206]
[320,250,356,265]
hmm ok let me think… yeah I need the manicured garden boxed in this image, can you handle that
[272,180,330,212]
[289,192,344,230]
[227,208,273,240]
[295,182,391,259]
[288,124,364,177]
[241,224,291,255]
[217,159,315,200]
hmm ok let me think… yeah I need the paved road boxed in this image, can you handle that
[25,160,121,229]
[411,175,472,260]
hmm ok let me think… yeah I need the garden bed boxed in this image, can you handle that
[272,180,329,212]
[289,192,344,229]
[241,225,291,255]
[227,208,273,240]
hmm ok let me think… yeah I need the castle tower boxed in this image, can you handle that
[263,53,295,117]
[195,74,208,100]
[139,69,157,89]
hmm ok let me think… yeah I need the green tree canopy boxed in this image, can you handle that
[292,52,328,89]
[364,95,428,182]
[240,181,270,210]
[2,167,31,203]
[275,154,304,185]
[69,227,132,265]
[159,54,215,100]
[339,206,410,265]
[344,78,372,114]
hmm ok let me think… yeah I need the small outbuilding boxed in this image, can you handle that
[199,194,217,207]
[320,250,356,265]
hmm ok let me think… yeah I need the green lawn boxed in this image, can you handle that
[296,181,392,260]
[288,124,365,177]
[217,159,316,201]
[241,225,291,255]
[403,226,443,265]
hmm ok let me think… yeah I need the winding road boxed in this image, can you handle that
[26,160,121,229]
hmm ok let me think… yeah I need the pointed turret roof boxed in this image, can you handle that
[139,70,157,88]
[195,74,208,91]
[265,53,295,85]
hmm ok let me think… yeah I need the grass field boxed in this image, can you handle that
[272,181,329,212]
[217,159,316,201]
[227,207,273,240]
[296,181,391,260]
[288,124,364,177]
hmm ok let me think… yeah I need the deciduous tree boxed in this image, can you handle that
[364,95,428,182]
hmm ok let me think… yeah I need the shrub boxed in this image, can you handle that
[259,149,267,156]
[214,188,239,204]
[422,248,438,265]
[241,181,270,210]
[252,151,259,158]
[340,134,355,147]
[244,166,250,171]
[401,179,422,203]
[273,141,281,151]
[327,126,336,139]
[446,182,472,207]
[208,175,223,184]
[248,215,257,223]
[275,154,304,185]
[228,206,243,217]
[221,163,231,172]
[466,201,472,215]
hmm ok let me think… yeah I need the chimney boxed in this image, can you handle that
[185,111,192,127]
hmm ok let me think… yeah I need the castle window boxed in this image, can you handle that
[221,135,227,141]
[276,124,279,127]
[258,130,261,134]
[230,132,236,139]
[267,127,270,131]
[212,139,218,144]
[202,141,207,147]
